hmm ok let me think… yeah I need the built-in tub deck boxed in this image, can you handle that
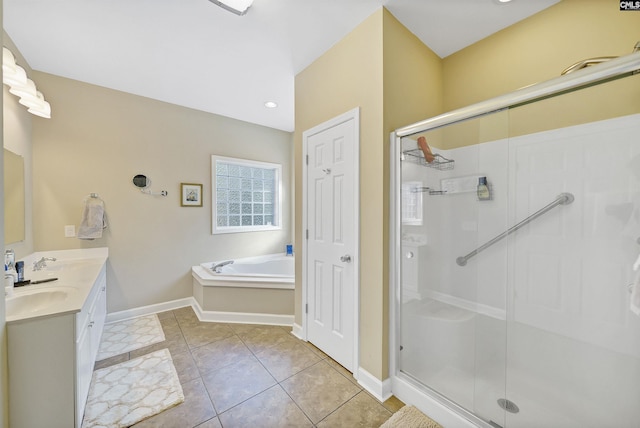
[191,253,294,325]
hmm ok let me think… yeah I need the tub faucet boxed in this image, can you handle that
[33,257,57,271]
[211,260,234,273]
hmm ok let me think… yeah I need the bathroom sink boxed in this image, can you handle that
[6,287,76,317]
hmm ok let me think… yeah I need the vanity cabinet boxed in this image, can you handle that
[76,265,107,424]
[7,261,107,428]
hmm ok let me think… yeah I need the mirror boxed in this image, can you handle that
[132,174,150,189]
[4,149,25,244]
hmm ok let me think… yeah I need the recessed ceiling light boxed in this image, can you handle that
[264,101,278,109]
[498,0,513,3]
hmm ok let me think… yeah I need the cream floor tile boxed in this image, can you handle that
[237,324,298,354]
[171,349,201,385]
[317,391,392,427]
[180,322,235,349]
[280,360,361,423]
[195,417,222,428]
[217,385,313,428]
[132,378,215,428]
[191,335,254,375]
[202,355,276,413]
[130,329,189,359]
[94,352,130,370]
[156,310,177,321]
[174,306,200,326]
[255,339,322,381]
[324,356,362,388]
[97,309,406,428]
[382,395,406,413]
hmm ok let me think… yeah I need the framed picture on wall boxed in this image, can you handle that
[181,183,203,207]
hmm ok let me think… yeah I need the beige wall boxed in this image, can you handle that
[443,0,640,111]
[294,8,443,381]
[3,28,32,428]
[31,72,293,313]
[0,2,5,425]
[404,2,640,150]
[295,9,384,378]
[3,34,34,259]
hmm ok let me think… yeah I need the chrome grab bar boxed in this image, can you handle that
[456,193,574,267]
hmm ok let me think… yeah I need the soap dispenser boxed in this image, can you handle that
[4,249,15,271]
[477,176,491,201]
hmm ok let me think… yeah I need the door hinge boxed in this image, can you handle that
[306,229,309,239]
[305,303,308,314]
[306,154,309,165]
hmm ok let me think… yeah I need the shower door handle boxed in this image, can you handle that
[340,254,352,263]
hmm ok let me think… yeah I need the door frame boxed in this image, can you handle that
[301,107,360,374]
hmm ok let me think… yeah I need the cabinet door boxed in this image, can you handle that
[76,325,93,426]
[90,282,107,361]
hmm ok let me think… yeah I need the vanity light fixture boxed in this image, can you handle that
[2,47,51,119]
[208,0,253,15]
[2,50,28,88]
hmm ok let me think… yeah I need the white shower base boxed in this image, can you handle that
[396,298,640,428]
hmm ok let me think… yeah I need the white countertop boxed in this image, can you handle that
[5,247,108,323]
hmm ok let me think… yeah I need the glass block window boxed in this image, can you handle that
[212,155,282,234]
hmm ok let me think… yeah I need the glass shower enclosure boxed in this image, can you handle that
[390,52,640,428]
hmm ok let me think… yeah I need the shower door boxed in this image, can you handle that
[397,110,511,427]
[395,70,640,428]
[501,71,640,428]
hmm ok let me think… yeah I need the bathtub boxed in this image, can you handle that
[191,253,295,325]
[193,253,294,288]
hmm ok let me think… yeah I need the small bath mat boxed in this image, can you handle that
[82,348,184,428]
[380,405,443,428]
[97,314,165,361]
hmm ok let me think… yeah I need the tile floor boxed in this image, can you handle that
[94,306,404,427]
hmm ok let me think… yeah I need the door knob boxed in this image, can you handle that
[340,254,352,263]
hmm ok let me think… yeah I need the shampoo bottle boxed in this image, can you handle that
[477,177,491,201]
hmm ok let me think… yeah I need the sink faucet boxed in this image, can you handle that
[33,257,57,271]
[211,260,233,273]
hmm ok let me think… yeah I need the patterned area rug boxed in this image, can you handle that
[82,348,184,428]
[380,405,443,428]
[97,314,165,360]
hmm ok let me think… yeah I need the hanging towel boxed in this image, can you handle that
[78,197,107,240]
[631,253,640,317]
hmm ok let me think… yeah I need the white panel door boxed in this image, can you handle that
[304,110,358,371]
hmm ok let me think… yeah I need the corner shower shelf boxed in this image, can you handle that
[402,149,455,171]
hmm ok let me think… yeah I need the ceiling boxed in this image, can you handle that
[4,0,559,132]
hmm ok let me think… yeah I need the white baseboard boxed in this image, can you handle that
[357,367,392,402]
[291,323,303,340]
[106,297,294,327]
[192,299,294,326]
[106,297,194,323]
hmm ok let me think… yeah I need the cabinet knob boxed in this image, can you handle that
[88,321,95,328]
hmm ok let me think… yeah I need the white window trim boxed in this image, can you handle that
[211,155,283,234]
